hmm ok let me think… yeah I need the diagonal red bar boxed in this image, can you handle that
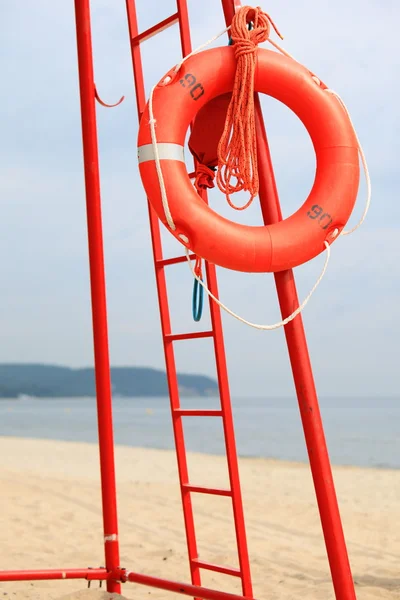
[182,484,232,496]
[165,330,214,342]
[220,2,356,599]
[124,570,257,600]
[131,12,179,45]
[254,95,356,600]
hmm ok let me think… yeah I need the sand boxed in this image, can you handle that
[0,437,399,600]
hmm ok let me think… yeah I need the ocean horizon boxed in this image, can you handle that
[1,395,399,470]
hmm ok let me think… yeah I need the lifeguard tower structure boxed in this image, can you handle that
[0,1,358,599]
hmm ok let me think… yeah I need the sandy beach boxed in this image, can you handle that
[0,437,399,600]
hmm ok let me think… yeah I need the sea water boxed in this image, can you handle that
[0,395,399,469]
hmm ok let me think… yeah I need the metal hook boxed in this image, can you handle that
[94,84,125,108]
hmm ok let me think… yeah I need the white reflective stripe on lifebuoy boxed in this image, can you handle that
[137,143,185,164]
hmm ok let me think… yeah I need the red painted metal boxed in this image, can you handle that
[176,0,193,57]
[94,84,125,108]
[131,12,179,45]
[174,409,223,417]
[182,484,232,496]
[203,250,253,595]
[126,1,202,591]
[0,569,109,583]
[125,1,253,597]
[254,97,356,600]
[123,570,257,600]
[0,1,122,588]
[165,330,214,342]
[157,253,196,267]
[1,3,356,599]
[74,0,120,593]
[221,2,356,599]
[191,560,241,578]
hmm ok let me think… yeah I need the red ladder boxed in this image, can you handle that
[125,1,253,597]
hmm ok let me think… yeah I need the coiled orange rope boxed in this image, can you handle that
[216,6,283,210]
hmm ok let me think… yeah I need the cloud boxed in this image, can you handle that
[0,1,398,397]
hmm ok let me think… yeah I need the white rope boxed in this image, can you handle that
[147,21,370,330]
[186,242,331,330]
[148,87,176,230]
[173,25,231,75]
[324,89,371,236]
[264,39,371,236]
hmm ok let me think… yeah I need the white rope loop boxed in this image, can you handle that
[324,89,371,236]
[186,242,331,330]
[266,38,371,238]
[146,19,370,331]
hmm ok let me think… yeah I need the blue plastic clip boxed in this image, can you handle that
[192,277,204,322]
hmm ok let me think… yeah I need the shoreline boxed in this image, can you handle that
[2,396,399,472]
[0,433,399,472]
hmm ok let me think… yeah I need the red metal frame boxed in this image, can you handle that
[0,569,109,583]
[221,2,356,599]
[254,100,356,600]
[0,1,121,594]
[73,1,121,592]
[0,2,357,600]
[125,1,253,597]
[122,570,253,600]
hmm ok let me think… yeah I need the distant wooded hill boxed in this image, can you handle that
[0,364,218,398]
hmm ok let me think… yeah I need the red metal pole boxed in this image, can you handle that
[0,568,109,582]
[254,99,356,599]
[124,570,258,600]
[220,2,356,599]
[74,1,120,593]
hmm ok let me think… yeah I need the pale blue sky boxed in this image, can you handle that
[0,1,399,397]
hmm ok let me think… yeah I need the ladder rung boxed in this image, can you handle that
[157,253,196,268]
[174,409,223,417]
[191,559,241,578]
[131,12,179,45]
[165,330,214,342]
[182,484,232,497]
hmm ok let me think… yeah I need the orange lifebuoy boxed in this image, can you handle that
[137,46,360,273]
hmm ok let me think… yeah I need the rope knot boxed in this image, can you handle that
[217,6,283,210]
[194,164,216,193]
[232,37,257,58]
[231,7,279,56]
